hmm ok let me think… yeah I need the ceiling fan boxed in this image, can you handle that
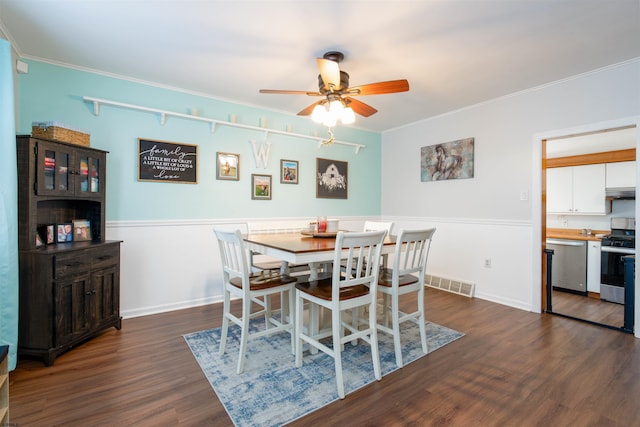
[259,51,409,127]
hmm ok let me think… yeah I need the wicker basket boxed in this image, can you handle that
[32,122,90,146]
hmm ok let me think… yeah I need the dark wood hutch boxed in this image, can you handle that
[16,134,122,366]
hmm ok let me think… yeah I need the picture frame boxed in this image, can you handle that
[56,223,74,243]
[72,219,92,242]
[420,137,475,182]
[38,224,55,245]
[251,174,272,200]
[217,152,240,181]
[316,158,348,199]
[280,159,299,184]
[138,138,198,184]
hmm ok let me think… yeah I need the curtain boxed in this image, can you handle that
[0,38,18,370]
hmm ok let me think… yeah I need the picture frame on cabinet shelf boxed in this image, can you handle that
[217,152,240,181]
[56,223,74,242]
[280,159,299,184]
[72,219,92,241]
[252,174,272,200]
[38,224,55,245]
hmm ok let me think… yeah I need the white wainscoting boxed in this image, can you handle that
[386,217,534,311]
[107,216,534,319]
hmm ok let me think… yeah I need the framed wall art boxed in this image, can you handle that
[138,138,198,183]
[251,174,272,200]
[280,159,299,184]
[420,137,475,182]
[217,152,240,181]
[316,158,348,199]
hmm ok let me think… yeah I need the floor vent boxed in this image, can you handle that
[425,274,475,298]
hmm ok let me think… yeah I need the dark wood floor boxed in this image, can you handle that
[9,288,640,426]
[552,289,624,328]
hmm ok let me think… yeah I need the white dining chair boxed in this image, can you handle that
[214,228,297,374]
[376,227,436,368]
[363,220,394,235]
[294,230,386,399]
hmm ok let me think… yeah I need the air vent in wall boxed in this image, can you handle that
[425,274,475,298]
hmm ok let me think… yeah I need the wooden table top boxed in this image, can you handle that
[244,231,396,254]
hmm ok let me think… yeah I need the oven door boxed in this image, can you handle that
[601,246,635,286]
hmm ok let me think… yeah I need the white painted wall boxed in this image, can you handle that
[381,59,640,318]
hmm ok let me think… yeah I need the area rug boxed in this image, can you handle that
[184,318,464,427]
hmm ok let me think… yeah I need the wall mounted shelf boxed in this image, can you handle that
[83,96,365,153]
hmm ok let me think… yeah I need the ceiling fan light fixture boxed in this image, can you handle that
[311,103,327,123]
[341,106,355,124]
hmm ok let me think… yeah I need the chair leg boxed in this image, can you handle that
[236,296,252,374]
[333,307,345,399]
[382,293,390,327]
[288,288,295,355]
[295,290,304,367]
[219,289,231,355]
[369,299,382,381]
[418,286,428,354]
[391,293,403,368]
[350,308,359,346]
[264,294,272,329]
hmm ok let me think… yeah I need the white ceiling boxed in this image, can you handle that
[1,0,639,133]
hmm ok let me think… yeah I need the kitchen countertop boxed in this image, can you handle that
[547,228,609,241]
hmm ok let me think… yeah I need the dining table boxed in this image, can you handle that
[243,230,397,279]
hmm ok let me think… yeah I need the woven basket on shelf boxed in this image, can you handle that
[32,122,90,146]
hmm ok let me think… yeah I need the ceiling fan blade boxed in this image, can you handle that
[347,79,409,96]
[259,89,323,96]
[345,97,378,117]
[297,100,323,116]
[317,58,341,91]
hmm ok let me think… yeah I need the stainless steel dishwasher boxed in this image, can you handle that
[546,238,588,295]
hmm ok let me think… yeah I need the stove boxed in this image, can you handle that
[600,217,635,305]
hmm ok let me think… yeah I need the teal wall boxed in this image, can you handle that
[18,60,382,221]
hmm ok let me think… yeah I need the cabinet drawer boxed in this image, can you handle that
[54,244,120,277]
[92,245,120,270]
[54,253,91,277]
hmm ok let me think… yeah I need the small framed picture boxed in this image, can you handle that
[38,224,55,245]
[280,159,299,184]
[57,223,74,243]
[251,174,272,200]
[217,152,240,181]
[73,219,92,242]
[35,232,44,247]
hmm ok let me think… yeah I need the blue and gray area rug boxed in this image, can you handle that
[184,318,463,427]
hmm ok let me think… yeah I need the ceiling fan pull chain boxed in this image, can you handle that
[322,128,335,145]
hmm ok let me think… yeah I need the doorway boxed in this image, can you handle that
[542,125,637,331]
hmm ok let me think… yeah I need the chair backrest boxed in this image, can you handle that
[363,220,394,237]
[332,230,386,299]
[214,228,251,290]
[391,227,436,284]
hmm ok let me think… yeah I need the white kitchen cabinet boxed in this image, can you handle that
[587,240,601,294]
[606,161,636,188]
[547,164,607,214]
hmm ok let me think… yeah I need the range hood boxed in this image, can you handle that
[605,187,636,200]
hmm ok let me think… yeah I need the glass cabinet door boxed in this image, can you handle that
[35,140,74,196]
[76,148,105,197]
[35,141,106,197]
